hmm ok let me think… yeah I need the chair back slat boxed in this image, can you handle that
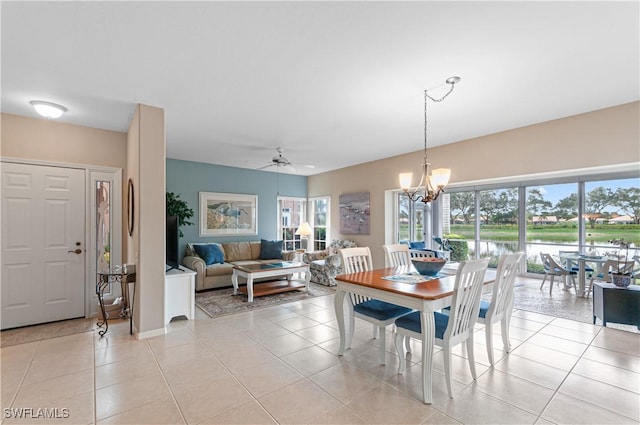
[445,258,490,344]
[340,247,373,274]
[383,244,411,267]
[486,252,523,320]
[409,250,436,259]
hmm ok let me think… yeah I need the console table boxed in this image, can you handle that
[96,270,136,336]
[593,282,640,329]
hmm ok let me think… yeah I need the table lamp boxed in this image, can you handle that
[295,222,313,250]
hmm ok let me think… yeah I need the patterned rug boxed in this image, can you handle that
[1,317,95,348]
[195,281,336,318]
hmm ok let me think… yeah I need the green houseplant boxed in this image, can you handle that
[166,192,194,237]
[607,238,635,287]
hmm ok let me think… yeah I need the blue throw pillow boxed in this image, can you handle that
[409,241,426,250]
[259,239,283,260]
[194,244,225,265]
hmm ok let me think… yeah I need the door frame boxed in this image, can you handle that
[1,157,122,319]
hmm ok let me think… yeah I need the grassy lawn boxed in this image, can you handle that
[450,224,640,246]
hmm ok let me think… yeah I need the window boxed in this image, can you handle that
[278,197,306,250]
[310,197,330,250]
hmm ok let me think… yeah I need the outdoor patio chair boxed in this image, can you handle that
[540,253,577,295]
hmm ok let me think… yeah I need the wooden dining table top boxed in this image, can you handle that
[335,265,496,301]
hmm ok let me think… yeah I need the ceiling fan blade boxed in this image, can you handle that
[257,163,274,170]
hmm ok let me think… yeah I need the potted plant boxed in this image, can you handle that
[166,192,194,237]
[607,238,635,287]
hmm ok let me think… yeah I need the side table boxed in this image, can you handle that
[593,282,640,329]
[97,270,136,336]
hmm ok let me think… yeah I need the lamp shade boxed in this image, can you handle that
[399,173,413,190]
[295,222,313,237]
[429,168,451,188]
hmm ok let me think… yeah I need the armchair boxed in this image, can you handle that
[302,239,357,286]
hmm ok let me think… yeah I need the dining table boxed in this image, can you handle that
[333,263,495,404]
[558,253,610,297]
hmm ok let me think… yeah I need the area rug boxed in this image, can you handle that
[196,281,336,318]
[1,317,95,348]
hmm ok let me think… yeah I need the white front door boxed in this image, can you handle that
[1,163,86,329]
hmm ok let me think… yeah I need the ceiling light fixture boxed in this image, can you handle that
[30,100,67,119]
[399,76,460,203]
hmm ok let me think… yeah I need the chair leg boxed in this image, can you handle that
[379,326,386,365]
[405,334,411,353]
[395,332,406,374]
[548,274,555,295]
[347,313,356,350]
[467,334,477,380]
[485,323,495,366]
[443,346,453,398]
[501,316,512,353]
[540,273,548,290]
[372,324,378,339]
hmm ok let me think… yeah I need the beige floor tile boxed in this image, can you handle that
[526,332,589,357]
[230,357,304,398]
[346,382,436,424]
[274,315,322,332]
[493,353,569,390]
[151,340,216,369]
[242,321,291,343]
[439,386,538,424]
[308,405,368,424]
[572,357,640,392]
[4,390,94,425]
[13,368,93,408]
[161,356,230,392]
[473,368,555,416]
[310,361,383,404]
[22,349,93,385]
[422,411,463,424]
[539,324,600,344]
[550,317,601,333]
[431,350,491,387]
[214,339,279,369]
[280,345,340,376]
[294,323,340,344]
[591,327,640,357]
[542,392,636,424]
[384,363,467,407]
[94,339,154,367]
[302,308,338,324]
[171,372,254,424]
[559,373,639,422]
[204,399,277,425]
[256,331,315,357]
[95,371,172,420]
[95,355,161,389]
[510,341,580,371]
[98,396,184,424]
[509,316,548,332]
[582,345,640,373]
[147,328,199,352]
[258,379,343,424]
[510,310,555,324]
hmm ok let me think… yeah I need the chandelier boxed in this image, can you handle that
[399,76,460,203]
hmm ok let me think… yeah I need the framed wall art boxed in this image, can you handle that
[339,192,370,235]
[199,192,258,237]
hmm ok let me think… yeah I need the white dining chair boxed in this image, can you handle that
[539,253,577,294]
[340,247,412,364]
[477,252,523,365]
[383,244,411,267]
[587,259,635,297]
[394,258,490,399]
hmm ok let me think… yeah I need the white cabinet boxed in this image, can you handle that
[165,266,196,325]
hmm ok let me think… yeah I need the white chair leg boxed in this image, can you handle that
[379,326,386,365]
[405,334,411,353]
[372,324,378,339]
[540,273,548,290]
[394,332,406,374]
[501,316,511,353]
[548,274,555,295]
[485,323,495,366]
[467,334,477,380]
[443,346,453,398]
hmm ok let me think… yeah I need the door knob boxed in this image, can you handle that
[68,249,83,254]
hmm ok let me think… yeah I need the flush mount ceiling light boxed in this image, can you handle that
[399,76,461,204]
[30,100,67,119]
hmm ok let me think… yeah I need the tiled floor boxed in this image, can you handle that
[1,282,639,424]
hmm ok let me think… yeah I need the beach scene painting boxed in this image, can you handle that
[339,192,370,235]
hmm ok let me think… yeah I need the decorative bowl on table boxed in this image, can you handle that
[411,257,447,276]
[611,274,633,288]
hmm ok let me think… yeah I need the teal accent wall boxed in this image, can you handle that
[166,158,307,259]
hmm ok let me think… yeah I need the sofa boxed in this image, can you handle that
[182,241,295,291]
[302,239,357,286]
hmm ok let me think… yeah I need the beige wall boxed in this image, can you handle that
[127,104,166,337]
[1,113,127,168]
[308,101,640,267]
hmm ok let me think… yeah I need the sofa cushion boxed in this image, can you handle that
[205,263,234,277]
[259,239,283,260]
[222,241,255,262]
[309,259,326,272]
[194,243,225,265]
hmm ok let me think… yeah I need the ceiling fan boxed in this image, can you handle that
[257,147,314,172]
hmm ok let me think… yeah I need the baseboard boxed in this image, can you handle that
[135,327,166,340]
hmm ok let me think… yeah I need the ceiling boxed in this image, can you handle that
[2,2,638,176]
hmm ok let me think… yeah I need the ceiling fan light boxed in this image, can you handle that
[30,100,67,119]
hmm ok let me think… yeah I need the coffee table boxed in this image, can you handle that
[231,261,310,302]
